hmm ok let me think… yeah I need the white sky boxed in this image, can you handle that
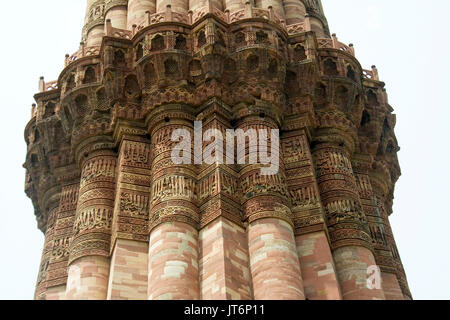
[0,0,448,300]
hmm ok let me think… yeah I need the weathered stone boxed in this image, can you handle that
[25,0,410,300]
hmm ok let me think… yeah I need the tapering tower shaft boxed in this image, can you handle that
[25,0,411,300]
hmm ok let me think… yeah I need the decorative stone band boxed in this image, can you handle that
[293,213,326,235]
[243,196,294,227]
[199,194,243,228]
[73,207,113,235]
[83,17,105,38]
[375,251,397,274]
[83,0,106,39]
[314,112,358,154]
[328,227,374,253]
[149,202,199,232]
[68,232,112,265]
[105,0,128,13]
[73,137,116,169]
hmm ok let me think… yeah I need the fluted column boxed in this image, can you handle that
[105,1,128,29]
[238,111,305,300]
[127,0,156,29]
[189,0,224,13]
[34,207,58,300]
[303,0,329,37]
[66,148,116,300]
[45,181,80,300]
[282,128,341,300]
[255,0,286,21]
[197,102,252,300]
[224,0,245,14]
[368,162,406,300]
[107,133,151,300]
[156,0,189,14]
[390,240,411,299]
[307,15,328,38]
[146,106,200,300]
[283,0,306,25]
[312,140,385,300]
[83,0,106,46]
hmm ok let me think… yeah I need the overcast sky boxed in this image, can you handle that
[0,0,448,300]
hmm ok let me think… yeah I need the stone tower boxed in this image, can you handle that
[24,0,411,300]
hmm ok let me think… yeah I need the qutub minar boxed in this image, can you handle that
[24,0,411,300]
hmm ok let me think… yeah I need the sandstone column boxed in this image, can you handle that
[312,135,385,300]
[283,0,306,25]
[296,231,341,299]
[83,0,106,47]
[107,132,152,300]
[105,0,128,29]
[45,181,80,300]
[34,206,58,300]
[189,0,223,13]
[367,160,406,300]
[66,148,116,300]
[127,0,156,29]
[224,0,245,14]
[156,0,189,15]
[282,127,341,300]
[303,0,329,37]
[237,109,305,300]
[146,106,200,300]
[255,0,286,21]
[197,101,252,300]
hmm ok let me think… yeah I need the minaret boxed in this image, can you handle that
[303,0,329,36]
[127,0,156,30]
[25,0,411,300]
[82,0,106,46]
[105,0,128,29]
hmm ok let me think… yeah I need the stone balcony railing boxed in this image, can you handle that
[38,77,58,93]
[64,45,101,67]
[317,34,355,56]
[107,5,355,58]
[40,4,373,96]
[362,66,380,81]
[125,3,286,34]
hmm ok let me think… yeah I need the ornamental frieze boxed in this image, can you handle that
[119,192,150,217]
[73,207,113,235]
